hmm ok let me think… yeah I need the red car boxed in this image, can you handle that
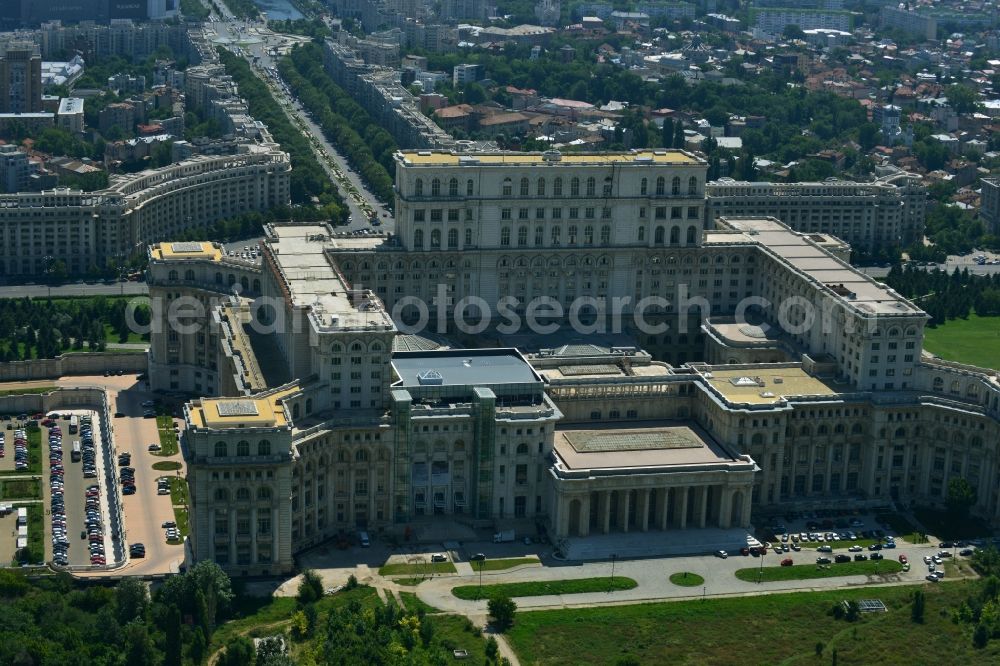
[781,558,794,567]
[898,554,907,564]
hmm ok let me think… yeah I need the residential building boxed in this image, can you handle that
[0,144,32,192]
[750,7,851,39]
[0,41,42,113]
[56,97,85,133]
[981,177,1000,235]
[880,6,937,41]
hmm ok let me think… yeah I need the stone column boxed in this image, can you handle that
[719,487,733,529]
[678,487,689,529]
[272,506,279,565]
[600,490,611,534]
[658,488,670,530]
[697,486,708,528]
[618,490,631,533]
[579,493,591,537]
[637,489,650,532]
[740,489,752,527]
[557,497,569,538]
[208,509,216,563]
[228,508,236,566]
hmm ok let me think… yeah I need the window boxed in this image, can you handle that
[502,178,512,196]
[258,440,271,456]
[656,176,665,195]
[520,177,529,196]
[586,177,595,196]
[537,178,545,195]
[257,486,272,501]
[236,488,250,502]
[600,225,611,244]
[551,226,561,244]
[688,176,698,195]
[237,440,249,456]
[571,177,580,196]
[413,209,425,222]
[214,441,227,457]
[214,488,228,502]
[638,227,645,242]
[501,227,511,246]
[431,178,440,196]
[535,227,544,245]
[672,176,681,195]
[464,228,472,246]
[448,228,458,248]
[448,178,458,196]
[413,229,424,248]
[686,225,697,244]
[430,229,441,248]
[568,225,578,244]
[670,226,680,244]
[641,178,648,195]
[467,179,474,195]
[414,178,423,196]
[655,226,665,244]
[553,178,562,195]
[518,226,528,246]
[584,225,594,244]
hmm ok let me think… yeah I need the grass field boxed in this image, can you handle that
[154,415,179,456]
[472,557,540,571]
[452,577,637,600]
[151,461,182,471]
[735,559,903,582]
[166,476,189,506]
[923,314,1000,369]
[393,578,424,586]
[669,572,704,587]
[0,386,56,397]
[173,506,190,538]
[0,479,40,499]
[399,591,441,614]
[13,504,44,564]
[506,581,997,665]
[379,561,457,576]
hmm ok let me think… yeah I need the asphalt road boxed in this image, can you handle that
[0,282,149,298]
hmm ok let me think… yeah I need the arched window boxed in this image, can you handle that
[168,270,178,281]
[356,449,369,462]
[464,228,472,246]
[253,279,261,293]
[413,229,424,248]
[553,178,563,195]
[214,441,227,457]
[688,176,698,195]
[670,226,680,244]
[431,178,441,196]
[431,229,441,248]
[305,398,313,414]
[184,269,195,281]
[257,486,272,501]
[258,440,271,456]
[800,426,811,436]
[500,227,511,246]
[448,178,458,196]
[686,225,697,244]
[292,403,300,419]
[586,177,595,196]
[535,227,544,245]
[568,225,578,244]
[600,225,611,244]
[414,178,423,196]
[571,177,580,196]
[448,228,458,248]
[502,178,512,196]
[641,178,648,195]
[214,488,228,502]
[516,443,528,454]
[655,177,665,196]
[932,377,943,391]
[655,226,665,244]
[240,276,249,292]
[520,177,529,196]
[537,178,545,195]
[672,176,681,195]
[851,423,863,434]
[467,179,474,196]
[236,488,250,502]
[583,225,594,244]
[237,440,249,456]
[518,226,528,246]
[551,226,561,244]
[638,227,645,242]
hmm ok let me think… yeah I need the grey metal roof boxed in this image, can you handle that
[392,349,540,388]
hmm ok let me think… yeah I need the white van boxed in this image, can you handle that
[359,531,370,547]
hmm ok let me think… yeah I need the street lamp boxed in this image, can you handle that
[43,255,54,299]
[609,553,617,592]
[478,557,486,599]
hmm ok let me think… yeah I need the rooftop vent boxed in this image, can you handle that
[417,369,443,385]
[542,150,562,162]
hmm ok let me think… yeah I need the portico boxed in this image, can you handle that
[548,422,757,539]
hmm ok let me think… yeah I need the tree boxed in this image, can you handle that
[946,84,979,115]
[783,24,806,40]
[116,577,150,626]
[122,621,157,666]
[673,122,684,149]
[911,589,925,623]
[219,636,255,666]
[858,123,880,151]
[485,636,499,660]
[488,595,517,632]
[974,621,989,649]
[946,477,977,519]
[297,569,324,605]
[463,82,487,104]
[661,118,674,148]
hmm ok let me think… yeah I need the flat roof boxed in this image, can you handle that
[392,349,540,388]
[396,150,702,167]
[553,421,736,471]
[188,386,297,430]
[537,362,670,381]
[150,241,223,262]
[703,366,844,405]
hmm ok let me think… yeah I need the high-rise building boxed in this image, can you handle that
[981,177,1000,235]
[0,42,42,114]
[0,144,32,193]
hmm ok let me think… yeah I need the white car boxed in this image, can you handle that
[848,545,863,552]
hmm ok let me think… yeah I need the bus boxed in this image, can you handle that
[69,416,78,434]
[71,441,81,462]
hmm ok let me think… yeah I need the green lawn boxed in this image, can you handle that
[452,577,637,601]
[507,581,994,665]
[0,386,56,397]
[923,314,1000,369]
[669,572,704,587]
[399,591,441,614]
[167,476,189,506]
[472,557,540,571]
[152,461,182,471]
[0,479,40,499]
[379,561,457,576]
[735,559,903,582]
[154,415,179,456]
[13,504,44,564]
[393,578,425,586]
[173,506,190,538]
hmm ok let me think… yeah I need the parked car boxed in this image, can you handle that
[715,550,728,559]
[834,554,851,563]
[816,557,832,565]
[780,558,793,567]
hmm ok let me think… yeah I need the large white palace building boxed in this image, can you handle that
[147,150,1000,576]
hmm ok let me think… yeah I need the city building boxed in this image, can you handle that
[981,177,1000,235]
[705,176,926,251]
[0,144,33,193]
[880,5,937,41]
[750,7,852,39]
[0,41,42,113]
